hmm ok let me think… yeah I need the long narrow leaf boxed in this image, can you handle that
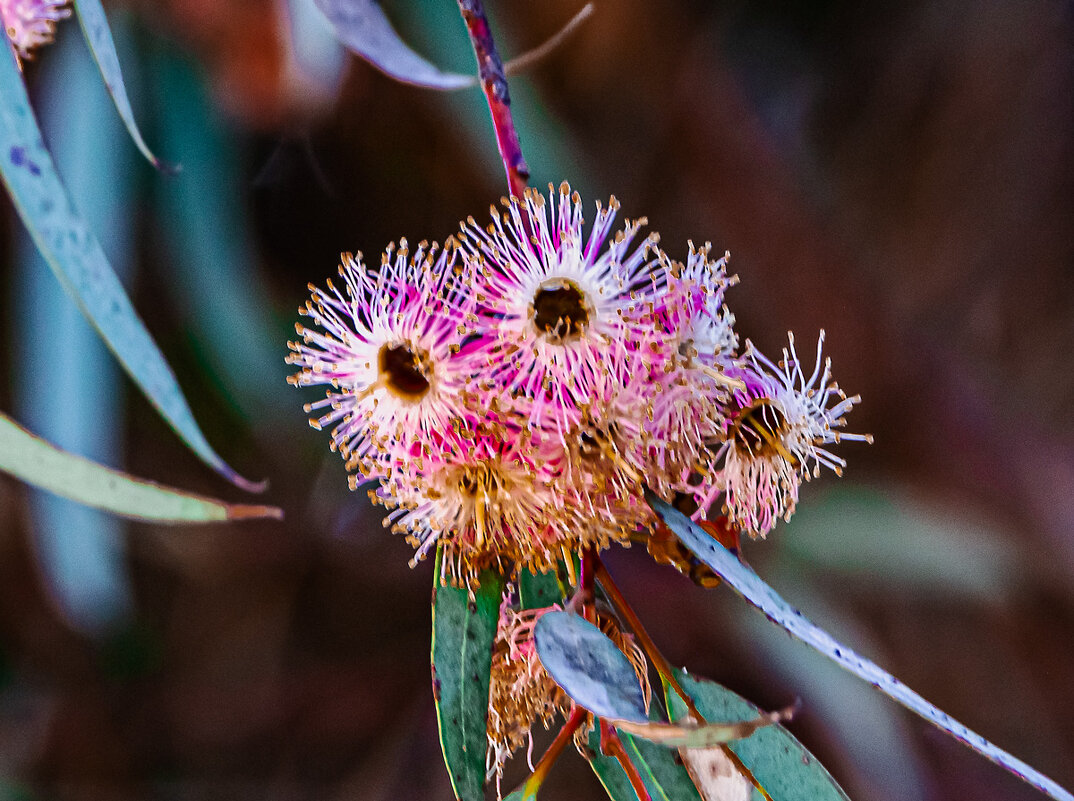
[15,19,138,632]
[0,42,259,491]
[0,411,281,523]
[431,548,504,801]
[71,0,168,170]
[647,491,1074,801]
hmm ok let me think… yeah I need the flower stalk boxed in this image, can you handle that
[519,705,589,799]
[457,0,530,198]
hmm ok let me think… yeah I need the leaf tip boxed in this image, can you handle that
[226,503,284,521]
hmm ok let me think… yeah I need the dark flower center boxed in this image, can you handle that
[378,343,431,401]
[728,399,792,461]
[532,279,589,342]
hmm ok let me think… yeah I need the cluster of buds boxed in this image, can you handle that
[289,183,869,588]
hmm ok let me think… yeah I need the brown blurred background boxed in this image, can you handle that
[1,0,1072,799]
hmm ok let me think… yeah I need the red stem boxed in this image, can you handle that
[457,0,530,199]
[579,546,598,624]
[600,720,651,801]
[521,706,589,799]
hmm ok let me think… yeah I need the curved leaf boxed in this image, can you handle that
[613,714,782,749]
[534,611,648,724]
[647,492,1074,801]
[0,42,260,492]
[0,410,282,523]
[15,16,138,634]
[431,548,504,801]
[312,0,474,89]
[71,0,170,170]
[667,671,848,801]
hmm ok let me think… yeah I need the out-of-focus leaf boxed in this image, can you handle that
[0,42,259,492]
[14,15,136,635]
[779,486,1021,602]
[431,547,504,801]
[666,671,848,801]
[518,567,563,609]
[0,411,282,523]
[647,491,1074,801]
[586,713,705,801]
[312,0,473,89]
[281,0,346,99]
[150,45,295,429]
[534,611,648,724]
[71,0,167,170]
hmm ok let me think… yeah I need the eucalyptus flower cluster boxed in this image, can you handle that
[288,183,869,589]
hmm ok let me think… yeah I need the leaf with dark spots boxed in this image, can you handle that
[533,611,648,724]
[0,41,260,491]
[665,670,848,801]
[431,546,504,800]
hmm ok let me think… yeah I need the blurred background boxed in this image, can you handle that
[1,0,1072,798]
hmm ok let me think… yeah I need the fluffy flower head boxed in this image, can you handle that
[458,183,674,432]
[2,0,68,61]
[702,331,871,536]
[287,240,476,480]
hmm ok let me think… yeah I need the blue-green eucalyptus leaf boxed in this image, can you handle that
[666,671,848,801]
[431,548,504,801]
[0,410,282,523]
[71,0,169,170]
[14,16,136,634]
[533,611,648,724]
[0,41,259,491]
[647,491,1074,801]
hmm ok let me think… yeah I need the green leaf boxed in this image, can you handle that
[0,42,259,492]
[0,410,281,523]
[313,0,474,89]
[431,548,505,801]
[667,671,848,801]
[587,715,704,801]
[647,492,1074,801]
[518,567,564,610]
[534,611,648,724]
[71,0,169,170]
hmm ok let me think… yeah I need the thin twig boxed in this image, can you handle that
[504,4,594,76]
[520,706,589,799]
[457,0,530,199]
